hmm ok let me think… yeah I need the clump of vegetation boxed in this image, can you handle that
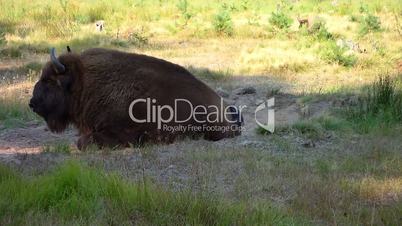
[0,47,22,58]
[347,75,402,132]
[176,0,192,26]
[22,62,43,72]
[86,4,108,23]
[359,14,381,35]
[213,7,234,36]
[0,29,6,46]
[349,14,360,22]
[309,19,333,40]
[31,4,78,38]
[291,120,325,139]
[111,31,148,48]
[42,142,72,154]
[359,3,370,13]
[319,42,357,67]
[187,66,232,81]
[0,92,38,128]
[0,161,302,225]
[269,11,293,30]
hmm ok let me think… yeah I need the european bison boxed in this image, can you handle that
[29,47,242,150]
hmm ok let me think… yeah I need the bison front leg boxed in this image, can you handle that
[77,133,94,150]
[77,131,122,150]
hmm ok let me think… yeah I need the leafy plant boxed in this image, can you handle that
[269,11,293,30]
[320,42,357,67]
[359,14,381,35]
[309,19,333,40]
[359,3,370,13]
[213,8,234,36]
[176,0,192,26]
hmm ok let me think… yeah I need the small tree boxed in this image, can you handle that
[269,11,293,30]
[213,8,234,36]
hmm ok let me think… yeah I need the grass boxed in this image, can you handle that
[0,91,38,128]
[0,160,305,225]
[346,75,402,133]
[42,141,72,154]
[0,0,399,89]
[0,1,401,225]
[182,144,401,225]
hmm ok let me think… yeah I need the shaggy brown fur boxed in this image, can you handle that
[30,48,242,150]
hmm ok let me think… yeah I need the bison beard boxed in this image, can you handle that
[30,48,242,150]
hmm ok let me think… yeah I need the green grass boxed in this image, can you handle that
[0,161,306,225]
[346,75,402,133]
[0,96,38,128]
[42,141,72,154]
[187,66,233,81]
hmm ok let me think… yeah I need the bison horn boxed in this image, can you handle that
[50,48,65,73]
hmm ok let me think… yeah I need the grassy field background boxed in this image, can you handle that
[0,0,401,225]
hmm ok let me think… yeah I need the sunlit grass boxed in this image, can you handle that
[0,160,305,225]
[0,82,38,128]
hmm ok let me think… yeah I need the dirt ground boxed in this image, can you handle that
[0,76,333,176]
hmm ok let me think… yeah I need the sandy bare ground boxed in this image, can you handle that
[0,77,332,172]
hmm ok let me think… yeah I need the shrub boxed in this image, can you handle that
[320,42,357,67]
[359,14,381,35]
[213,8,234,36]
[359,3,370,13]
[269,11,293,30]
[176,0,192,26]
[309,19,333,40]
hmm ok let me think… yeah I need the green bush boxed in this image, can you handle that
[269,11,293,30]
[359,14,381,35]
[320,42,357,67]
[309,19,333,40]
[213,8,234,36]
[177,0,192,26]
[359,3,370,13]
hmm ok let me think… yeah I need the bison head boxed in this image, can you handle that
[29,47,82,133]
